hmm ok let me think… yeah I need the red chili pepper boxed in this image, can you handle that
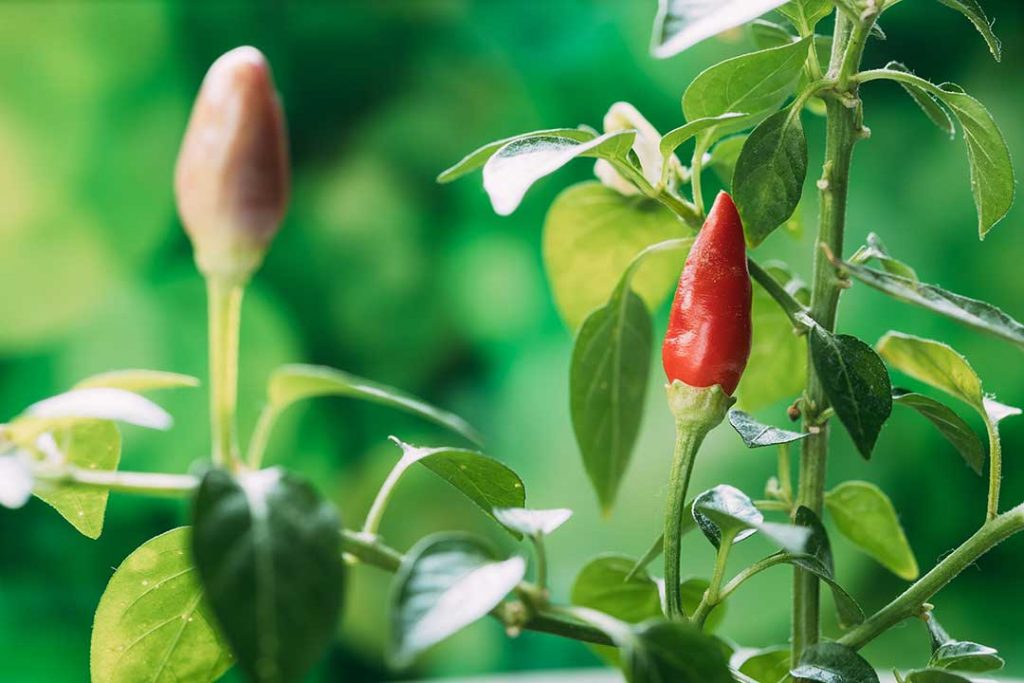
[662,191,752,395]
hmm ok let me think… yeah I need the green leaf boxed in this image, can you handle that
[903,670,975,683]
[728,409,807,447]
[930,641,1004,673]
[267,364,481,445]
[693,485,810,553]
[571,554,663,624]
[876,333,986,410]
[391,533,526,667]
[34,420,120,539]
[659,113,748,162]
[682,38,811,139]
[844,262,1024,351]
[21,388,172,431]
[885,63,955,138]
[651,0,793,59]
[738,646,790,683]
[75,369,200,392]
[570,278,653,513]
[543,182,689,330]
[792,506,865,627]
[792,642,880,683]
[91,528,232,683]
[733,106,808,247]
[892,390,985,475]
[437,128,594,183]
[389,438,526,532]
[622,619,735,683]
[708,135,748,186]
[809,329,892,459]
[0,452,33,509]
[493,507,572,537]
[825,480,919,580]
[750,19,794,48]
[192,468,344,683]
[849,232,920,281]
[483,130,637,215]
[777,0,833,33]
[936,0,1001,60]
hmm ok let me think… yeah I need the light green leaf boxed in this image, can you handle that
[825,480,919,580]
[738,646,790,683]
[849,232,920,281]
[75,369,200,392]
[732,106,808,247]
[493,507,572,537]
[91,527,232,683]
[778,0,833,33]
[659,113,748,163]
[693,485,810,553]
[792,642,879,683]
[391,533,525,667]
[437,128,593,183]
[876,333,984,409]
[34,420,120,539]
[542,182,689,330]
[571,555,663,624]
[809,329,893,459]
[22,388,172,431]
[483,130,637,216]
[192,468,344,683]
[728,409,806,448]
[936,0,1001,60]
[683,38,811,140]
[892,390,985,475]
[267,364,481,445]
[750,19,796,48]
[651,0,793,59]
[930,641,1004,673]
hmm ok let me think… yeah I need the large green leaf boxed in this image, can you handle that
[192,468,344,683]
[693,485,809,553]
[542,182,688,330]
[809,329,892,459]
[792,642,879,683]
[651,0,792,58]
[75,369,200,392]
[727,409,807,448]
[738,646,790,683]
[482,130,637,215]
[935,0,1001,60]
[34,420,120,539]
[682,38,810,140]
[825,480,919,580]
[267,364,480,445]
[623,620,735,683]
[91,527,232,683]
[892,390,985,475]
[391,533,525,666]
[732,106,808,247]
[930,641,1004,673]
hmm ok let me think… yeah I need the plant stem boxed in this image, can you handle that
[361,451,412,536]
[38,467,199,497]
[985,418,1002,520]
[792,13,873,661]
[691,531,735,628]
[748,258,812,330]
[664,425,705,619]
[838,503,1024,650]
[207,277,244,470]
[778,443,794,505]
[718,553,795,604]
[246,404,280,469]
[532,534,549,590]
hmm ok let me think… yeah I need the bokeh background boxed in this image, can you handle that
[1,1,1022,681]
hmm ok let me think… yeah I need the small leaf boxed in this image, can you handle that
[733,106,808,247]
[792,642,880,683]
[777,0,833,33]
[192,468,344,683]
[930,641,1004,673]
[849,232,920,281]
[0,452,33,509]
[570,278,652,513]
[693,485,809,553]
[935,0,1001,61]
[738,646,790,683]
[23,388,172,431]
[91,528,232,683]
[437,128,593,183]
[683,38,811,139]
[571,555,663,624]
[810,329,893,459]
[622,619,734,683]
[659,113,748,161]
[728,408,807,448]
[483,130,637,216]
[493,507,572,537]
[34,420,120,539]
[845,264,1024,351]
[543,182,689,330]
[825,480,919,580]
[651,0,792,59]
[75,369,200,392]
[267,364,480,445]
[904,670,975,683]
[391,533,525,666]
[892,390,985,475]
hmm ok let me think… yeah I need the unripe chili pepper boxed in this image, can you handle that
[175,46,290,284]
[662,191,752,395]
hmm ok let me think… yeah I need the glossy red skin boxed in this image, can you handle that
[662,191,752,395]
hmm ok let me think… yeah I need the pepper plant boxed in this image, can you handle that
[0,2,1021,682]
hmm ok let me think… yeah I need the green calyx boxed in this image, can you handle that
[665,380,735,435]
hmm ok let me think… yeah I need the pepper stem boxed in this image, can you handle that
[207,276,245,471]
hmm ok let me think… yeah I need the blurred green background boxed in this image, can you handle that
[1,1,1022,681]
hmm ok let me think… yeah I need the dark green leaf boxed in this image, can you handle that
[437,128,593,183]
[738,646,790,683]
[930,641,1004,673]
[728,409,807,448]
[268,364,481,445]
[651,0,792,59]
[493,507,572,537]
[391,533,525,666]
[792,643,879,683]
[791,507,865,627]
[925,614,953,651]
[825,480,919,581]
[809,329,892,459]
[623,619,734,683]
[892,390,985,475]
[733,106,808,247]
[795,505,832,572]
[570,280,652,513]
[192,468,344,683]
[693,485,810,553]
[904,670,975,683]
[936,0,1001,60]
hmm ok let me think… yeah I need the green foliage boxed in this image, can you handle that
[737,646,790,683]
[930,641,1005,673]
[778,0,833,34]
[825,480,920,580]
[792,642,880,682]
[892,390,985,475]
[727,408,807,448]
[621,619,734,683]
[935,0,1002,60]
[693,484,810,552]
